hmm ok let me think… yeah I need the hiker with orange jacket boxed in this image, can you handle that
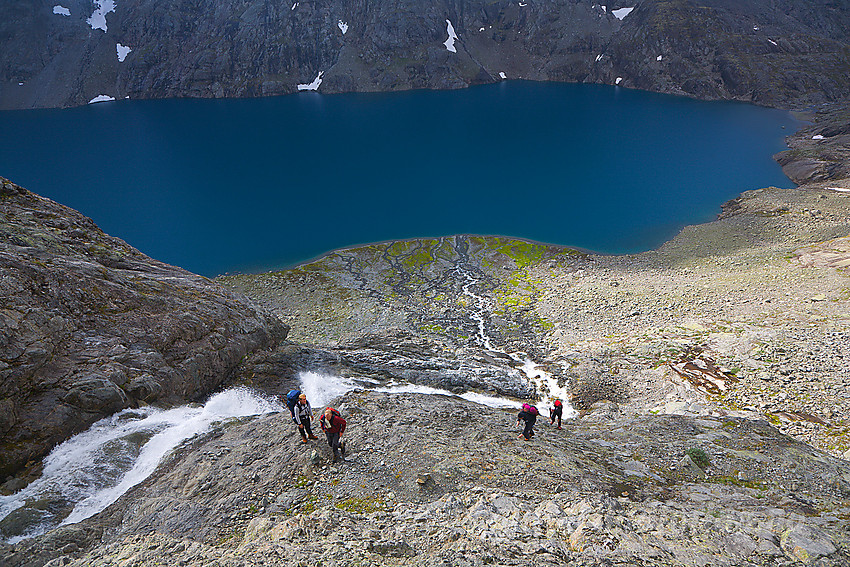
[320,407,347,463]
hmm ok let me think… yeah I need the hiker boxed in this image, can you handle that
[517,402,538,441]
[550,399,564,429]
[320,407,347,463]
[293,393,319,443]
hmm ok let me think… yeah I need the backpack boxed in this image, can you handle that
[528,405,539,416]
[321,408,341,429]
[285,389,301,414]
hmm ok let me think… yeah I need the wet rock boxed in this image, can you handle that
[61,377,127,414]
[125,374,164,402]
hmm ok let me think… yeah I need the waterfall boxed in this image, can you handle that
[0,387,281,544]
[1,270,574,544]
[296,370,520,410]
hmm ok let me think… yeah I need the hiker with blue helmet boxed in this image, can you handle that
[517,402,538,441]
[293,393,318,443]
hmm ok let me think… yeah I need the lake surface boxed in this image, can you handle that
[0,82,798,277]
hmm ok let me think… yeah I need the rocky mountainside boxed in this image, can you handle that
[218,116,850,467]
[0,177,288,479]
[1,0,849,110]
[2,392,849,566]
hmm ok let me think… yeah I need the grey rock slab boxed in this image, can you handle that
[780,525,838,564]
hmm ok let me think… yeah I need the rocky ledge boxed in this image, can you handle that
[0,177,288,480]
[2,392,848,566]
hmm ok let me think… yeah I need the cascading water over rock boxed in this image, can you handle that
[0,388,282,544]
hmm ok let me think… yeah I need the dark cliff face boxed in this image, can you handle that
[597,0,850,105]
[0,177,289,479]
[1,0,848,110]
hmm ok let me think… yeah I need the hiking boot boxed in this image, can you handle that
[308,434,319,440]
[301,438,309,444]
[557,426,562,430]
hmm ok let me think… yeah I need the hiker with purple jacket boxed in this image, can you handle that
[517,403,538,440]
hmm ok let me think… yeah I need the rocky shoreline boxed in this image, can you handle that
[220,124,850,461]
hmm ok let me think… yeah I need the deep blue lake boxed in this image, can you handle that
[0,82,798,277]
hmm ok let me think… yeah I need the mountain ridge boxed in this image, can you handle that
[2,0,850,110]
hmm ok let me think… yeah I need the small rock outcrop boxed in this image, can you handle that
[0,177,288,478]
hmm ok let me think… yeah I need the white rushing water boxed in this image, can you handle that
[456,266,577,419]
[298,369,521,410]
[0,388,281,543]
[3,274,572,543]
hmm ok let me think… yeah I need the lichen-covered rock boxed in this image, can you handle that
[0,177,288,478]
[780,525,838,564]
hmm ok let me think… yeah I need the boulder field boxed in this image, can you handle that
[2,392,849,566]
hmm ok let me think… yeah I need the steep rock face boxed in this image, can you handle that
[1,0,848,110]
[595,0,850,105]
[0,177,289,478]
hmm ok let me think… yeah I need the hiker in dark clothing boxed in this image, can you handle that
[320,407,347,463]
[517,403,538,441]
[550,399,564,429]
[293,394,319,443]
